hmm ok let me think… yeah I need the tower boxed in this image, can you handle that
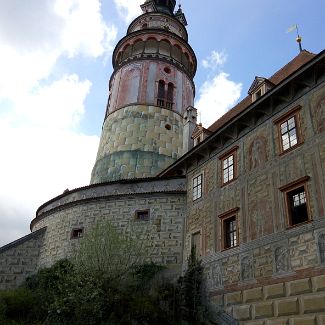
[90,0,197,184]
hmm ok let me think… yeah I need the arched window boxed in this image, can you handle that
[157,80,165,107]
[166,83,174,109]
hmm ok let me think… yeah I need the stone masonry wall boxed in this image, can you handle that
[184,77,325,321]
[0,228,46,290]
[91,105,184,183]
[32,178,186,273]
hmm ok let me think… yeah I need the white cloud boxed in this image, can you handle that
[196,50,242,128]
[0,0,117,100]
[195,72,242,128]
[114,0,143,23]
[0,0,114,246]
[0,76,99,247]
[202,50,227,70]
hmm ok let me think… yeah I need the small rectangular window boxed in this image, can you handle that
[193,174,202,201]
[224,217,237,248]
[219,208,239,250]
[219,147,238,186]
[280,176,310,227]
[135,209,150,221]
[274,106,302,154]
[71,228,84,239]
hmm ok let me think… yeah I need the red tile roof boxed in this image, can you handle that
[207,50,316,133]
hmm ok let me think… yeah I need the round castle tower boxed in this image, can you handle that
[90,0,197,184]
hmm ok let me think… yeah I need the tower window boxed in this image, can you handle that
[166,83,174,109]
[157,80,165,107]
[156,81,174,109]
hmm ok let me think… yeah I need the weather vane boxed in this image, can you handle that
[287,24,303,53]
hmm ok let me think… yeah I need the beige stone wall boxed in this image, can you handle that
[213,274,325,324]
[32,179,186,272]
[184,81,325,320]
[0,228,46,290]
[91,105,184,183]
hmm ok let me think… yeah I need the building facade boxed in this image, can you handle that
[1,0,325,323]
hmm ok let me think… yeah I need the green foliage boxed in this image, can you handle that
[179,246,206,324]
[0,287,39,324]
[0,223,212,324]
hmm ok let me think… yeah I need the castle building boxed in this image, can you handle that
[1,1,325,323]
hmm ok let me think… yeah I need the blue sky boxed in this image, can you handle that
[0,0,324,246]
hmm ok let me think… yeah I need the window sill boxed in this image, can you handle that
[286,218,313,230]
[279,141,304,156]
[221,177,238,188]
[221,244,239,252]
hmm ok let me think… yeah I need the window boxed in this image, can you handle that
[280,176,310,227]
[219,208,239,250]
[166,83,174,109]
[224,217,237,248]
[156,80,174,109]
[191,231,201,257]
[157,80,165,107]
[219,146,238,186]
[274,106,302,154]
[71,228,84,239]
[192,174,202,201]
[135,209,150,221]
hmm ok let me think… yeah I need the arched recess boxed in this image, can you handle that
[171,44,182,63]
[132,39,144,55]
[145,38,158,54]
[122,44,132,61]
[182,52,189,70]
[159,40,171,57]
[116,52,123,65]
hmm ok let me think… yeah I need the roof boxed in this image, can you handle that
[207,50,316,133]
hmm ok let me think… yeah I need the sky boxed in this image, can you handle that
[0,0,324,246]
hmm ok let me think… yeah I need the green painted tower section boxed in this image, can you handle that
[90,0,197,184]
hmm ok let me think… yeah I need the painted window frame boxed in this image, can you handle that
[279,176,311,228]
[192,173,203,201]
[218,208,239,251]
[219,146,238,186]
[274,106,303,155]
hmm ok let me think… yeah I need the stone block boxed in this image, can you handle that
[253,301,274,319]
[233,304,251,321]
[288,315,316,325]
[243,287,263,303]
[287,278,312,296]
[312,275,325,292]
[243,321,264,325]
[317,314,325,325]
[225,291,242,306]
[211,294,223,307]
[265,283,285,299]
[266,319,288,325]
[275,297,299,316]
[302,294,325,313]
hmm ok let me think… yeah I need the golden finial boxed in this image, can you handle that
[287,24,303,53]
